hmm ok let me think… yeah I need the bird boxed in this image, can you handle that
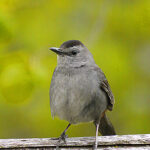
[49,40,116,149]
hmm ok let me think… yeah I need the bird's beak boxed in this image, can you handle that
[49,47,64,55]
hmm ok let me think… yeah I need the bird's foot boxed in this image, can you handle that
[56,132,68,150]
[59,132,68,143]
[93,143,98,150]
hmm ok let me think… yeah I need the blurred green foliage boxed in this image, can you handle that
[0,0,150,138]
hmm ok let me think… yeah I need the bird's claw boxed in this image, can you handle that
[60,132,68,143]
[56,132,68,150]
[93,143,98,150]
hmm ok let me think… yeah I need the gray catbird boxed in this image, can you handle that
[49,40,116,149]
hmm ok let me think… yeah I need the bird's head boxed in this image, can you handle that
[50,40,95,67]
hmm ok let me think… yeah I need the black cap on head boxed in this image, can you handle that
[60,40,84,49]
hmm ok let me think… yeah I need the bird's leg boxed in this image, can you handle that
[93,122,99,150]
[56,123,71,149]
[59,123,71,142]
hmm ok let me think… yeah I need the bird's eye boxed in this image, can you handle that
[72,50,78,55]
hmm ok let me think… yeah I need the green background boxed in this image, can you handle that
[0,0,150,138]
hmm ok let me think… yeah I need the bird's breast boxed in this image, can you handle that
[50,67,106,123]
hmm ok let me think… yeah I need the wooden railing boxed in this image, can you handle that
[0,134,150,149]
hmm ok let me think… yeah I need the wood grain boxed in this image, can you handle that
[0,134,150,149]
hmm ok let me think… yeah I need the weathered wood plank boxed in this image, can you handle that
[4,146,150,150]
[0,134,150,149]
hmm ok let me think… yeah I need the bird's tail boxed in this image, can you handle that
[94,113,116,136]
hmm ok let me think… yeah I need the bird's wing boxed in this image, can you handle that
[95,66,115,111]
